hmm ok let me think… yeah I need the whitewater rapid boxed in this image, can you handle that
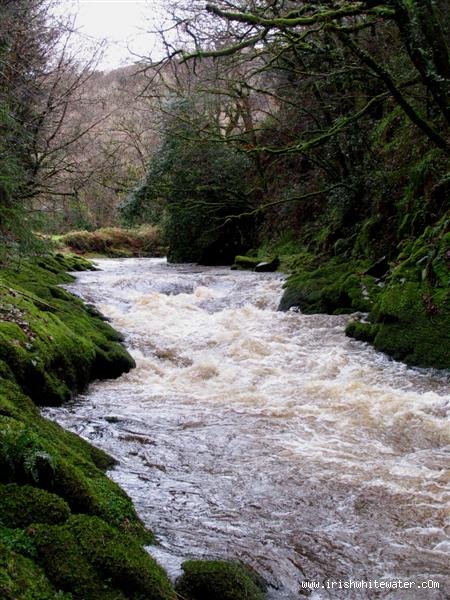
[44,258,450,599]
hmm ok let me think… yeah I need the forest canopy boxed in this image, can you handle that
[0,0,448,269]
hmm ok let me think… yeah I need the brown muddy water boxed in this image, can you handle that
[43,258,450,599]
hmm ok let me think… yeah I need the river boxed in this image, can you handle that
[43,257,450,599]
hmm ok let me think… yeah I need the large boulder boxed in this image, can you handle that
[232,256,260,270]
[255,258,280,272]
[175,560,266,600]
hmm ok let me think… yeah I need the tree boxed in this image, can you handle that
[121,97,255,263]
[0,0,107,250]
[0,0,51,256]
[166,0,449,152]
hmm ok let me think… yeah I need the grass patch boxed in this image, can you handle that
[59,226,165,257]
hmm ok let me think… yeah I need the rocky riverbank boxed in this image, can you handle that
[275,214,449,370]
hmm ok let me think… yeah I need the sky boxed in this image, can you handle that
[55,0,169,70]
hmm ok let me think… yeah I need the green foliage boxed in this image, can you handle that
[0,104,23,202]
[175,560,266,600]
[0,9,52,264]
[121,98,254,263]
[347,217,450,369]
[0,102,33,263]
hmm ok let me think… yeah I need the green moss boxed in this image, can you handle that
[0,254,172,598]
[32,515,175,600]
[0,527,37,558]
[279,258,379,314]
[88,478,155,542]
[50,461,99,514]
[0,254,134,406]
[0,541,61,600]
[31,523,113,600]
[0,398,149,540]
[371,282,449,368]
[345,321,379,343]
[253,232,311,272]
[232,255,260,270]
[347,219,450,369]
[0,484,70,528]
[0,416,57,485]
[175,560,266,600]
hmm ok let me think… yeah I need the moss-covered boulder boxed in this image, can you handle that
[0,484,70,528]
[0,254,135,406]
[347,219,450,369]
[175,560,266,600]
[279,258,380,314]
[32,515,175,600]
[232,255,261,270]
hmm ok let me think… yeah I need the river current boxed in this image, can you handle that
[44,258,450,599]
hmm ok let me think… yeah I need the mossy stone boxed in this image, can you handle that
[32,515,175,600]
[0,541,60,600]
[233,255,260,270]
[175,560,266,600]
[279,258,379,314]
[0,484,70,528]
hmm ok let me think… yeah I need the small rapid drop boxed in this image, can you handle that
[44,258,450,599]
